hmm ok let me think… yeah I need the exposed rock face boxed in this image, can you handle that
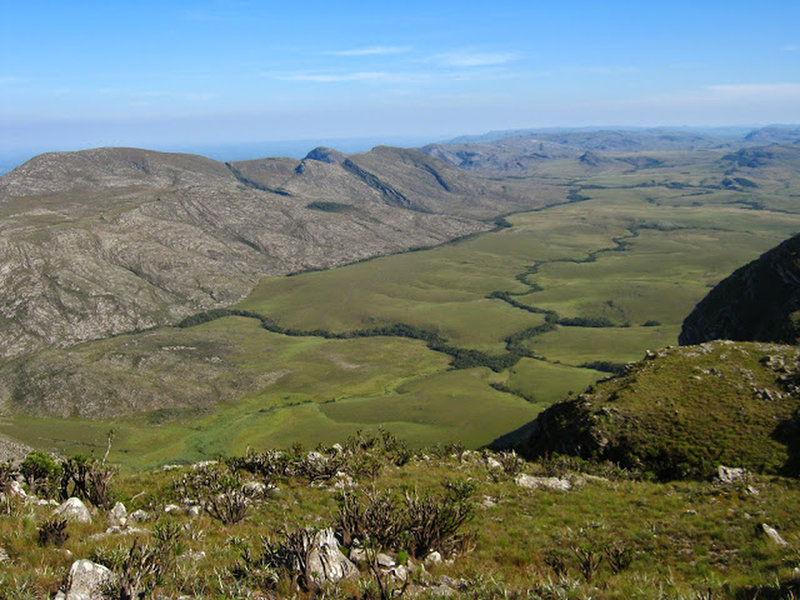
[0,146,534,360]
[680,233,800,345]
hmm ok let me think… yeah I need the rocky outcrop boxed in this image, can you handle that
[680,234,800,345]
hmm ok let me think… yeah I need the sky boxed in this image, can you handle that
[1,0,799,164]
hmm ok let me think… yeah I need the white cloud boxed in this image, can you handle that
[434,52,518,68]
[279,72,388,82]
[327,46,411,57]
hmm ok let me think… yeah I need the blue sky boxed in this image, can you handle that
[1,0,799,161]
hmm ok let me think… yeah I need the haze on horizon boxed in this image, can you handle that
[1,0,799,166]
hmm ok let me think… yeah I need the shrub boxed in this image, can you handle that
[20,452,60,498]
[37,518,69,547]
[403,489,474,558]
[59,454,116,508]
[174,464,249,525]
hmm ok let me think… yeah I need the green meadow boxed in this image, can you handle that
[4,165,800,469]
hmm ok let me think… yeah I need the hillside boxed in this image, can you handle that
[0,146,535,359]
[680,232,800,345]
[506,341,800,480]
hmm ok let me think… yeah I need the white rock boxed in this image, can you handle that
[0,547,9,563]
[425,551,443,565]
[716,465,748,484]
[65,559,115,600]
[191,460,218,470]
[485,457,502,470]
[377,553,395,568]
[242,481,267,496]
[6,480,27,499]
[107,502,127,528]
[54,592,66,600]
[390,564,408,581]
[128,509,149,522]
[164,504,182,514]
[186,505,202,517]
[304,528,358,585]
[515,474,572,491]
[54,497,92,523]
[349,547,366,562]
[762,523,788,546]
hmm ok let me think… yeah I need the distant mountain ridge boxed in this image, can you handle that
[0,145,534,359]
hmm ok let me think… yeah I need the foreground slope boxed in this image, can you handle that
[0,146,532,359]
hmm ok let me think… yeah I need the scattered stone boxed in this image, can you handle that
[0,546,9,563]
[481,496,497,508]
[485,457,502,470]
[161,464,181,471]
[514,474,572,491]
[164,504,182,514]
[716,465,748,484]
[425,551,443,565]
[390,564,409,581]
[242,481,268,496]
[54,497,92,523]
[186,505,202,517]
[377,553,395,568]
[191,460,218,470]
[128,509,149,522]
[747,485,760,496]
[64,559,115,600]
[107,502,127,528]
[349,547,366,563]
[6,480,27,499]
[761,523,788,546]
[304,528,358,585]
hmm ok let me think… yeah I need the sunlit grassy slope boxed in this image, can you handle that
[3,154,800,468]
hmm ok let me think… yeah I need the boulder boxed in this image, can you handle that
[107,502,127,528]
[514,474,572,491]
[54,498,92,523]
[64,559,115,600]
[305,528,358,585]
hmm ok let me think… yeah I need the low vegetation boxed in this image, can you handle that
[1,428,800,599]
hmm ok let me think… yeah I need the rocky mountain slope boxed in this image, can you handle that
[679,233,800,345]
[0,146,535,359]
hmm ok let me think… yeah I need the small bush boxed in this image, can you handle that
[37,518,69,547]
[20,452,60,498]
[174,464,249,525]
